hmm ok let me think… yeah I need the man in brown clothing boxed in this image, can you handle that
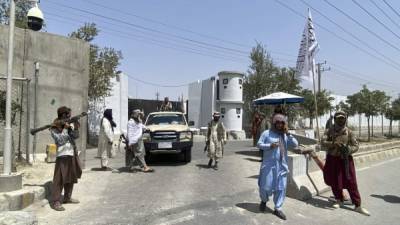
[50,106,82,211]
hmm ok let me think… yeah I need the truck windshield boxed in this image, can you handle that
[146,114,186,125]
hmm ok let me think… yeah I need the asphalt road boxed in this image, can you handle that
[29,140,400,225]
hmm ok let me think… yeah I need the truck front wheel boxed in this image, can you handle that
[183,147,192,163]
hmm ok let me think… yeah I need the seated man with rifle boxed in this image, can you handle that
[321,111,370,216]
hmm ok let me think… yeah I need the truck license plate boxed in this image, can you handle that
[158,142,172,149]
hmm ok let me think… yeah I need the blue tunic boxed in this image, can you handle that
[257,130,298,193]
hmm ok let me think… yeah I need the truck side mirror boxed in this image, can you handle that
[188,121,195,126]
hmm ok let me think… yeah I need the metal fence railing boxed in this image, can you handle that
[0,76,30,172]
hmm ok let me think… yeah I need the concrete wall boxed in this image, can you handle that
[0,25,89,162]
[302,94,393,130]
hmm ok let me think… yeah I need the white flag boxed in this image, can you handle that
[296,9,319,83]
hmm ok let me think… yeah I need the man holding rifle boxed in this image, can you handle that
[49,106,82,211]
[321,111,370,216]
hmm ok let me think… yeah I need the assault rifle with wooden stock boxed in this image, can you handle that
[30,112,88,135]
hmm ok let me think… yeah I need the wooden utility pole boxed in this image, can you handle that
[316,61,331,92]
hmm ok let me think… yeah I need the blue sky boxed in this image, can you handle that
[39,0,400,100]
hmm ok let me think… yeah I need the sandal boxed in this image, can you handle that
[142,168,154,173]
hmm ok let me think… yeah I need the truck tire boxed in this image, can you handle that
[183,147,192,163]
[145,151,151,163]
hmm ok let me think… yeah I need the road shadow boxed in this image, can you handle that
[371,194,400,203]
[304,196,335,210]
[247,174,259,179]
[90,167,110,171]
[195,164,211,170]
[235,202,273,214]
[146,154,187,167]
[244,157,261,163]
[235,150,260,157]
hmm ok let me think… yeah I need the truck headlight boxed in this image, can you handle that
[179,131,192,141]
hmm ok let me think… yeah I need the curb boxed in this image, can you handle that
[0,181,52,212]
[287,142,400,201]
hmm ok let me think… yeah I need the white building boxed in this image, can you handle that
[88,73,129,144]
[188,71,246,139]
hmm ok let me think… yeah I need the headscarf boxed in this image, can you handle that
[333,111,347,132]
[270,113,287,162]
[103,108,117,131]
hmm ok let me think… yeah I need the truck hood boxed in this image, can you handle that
[146,124,189,132]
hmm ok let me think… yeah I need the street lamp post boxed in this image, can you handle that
[3,0,16,175]
[2,0,43,175]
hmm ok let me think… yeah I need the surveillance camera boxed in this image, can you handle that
[27,6,44,31]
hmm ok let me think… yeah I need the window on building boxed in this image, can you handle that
[236,108,241,114]
[238,79,242,85]
[223,78,228,84]
[221,108,226,114]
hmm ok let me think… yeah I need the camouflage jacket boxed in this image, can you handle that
[321,126,359,156]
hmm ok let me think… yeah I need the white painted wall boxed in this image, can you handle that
[88,73,129,144]
[302,94,392,129]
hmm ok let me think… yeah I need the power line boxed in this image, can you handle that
[323,0,400,53]
[275,0,400,72]
[369,0,400,31]
[45,7,297,66]
[80,0,250,49]
[327,61,400,87]
[351,0,400,41]
[46,0,253,56]
[299,0,400,70]
[46,14,248,63]
[80,0,296,59]
[382,0,400,20]
[44,6,250,60]
[126,74,189,88]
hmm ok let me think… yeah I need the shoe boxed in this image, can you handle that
[213,162,218,170]
[207,159,213,168]
[63,198,80,204]
[52,202,65,211]
[273,209,287,220]
[101,166,112,171]
[259,201,266,212]
[332,200,344,209]
[355,206,370,216]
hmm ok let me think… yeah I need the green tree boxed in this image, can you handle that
[371,90,390,136]
[243,43,304,130]
[1,0,34,29]
[0,91,23,125]
[300,89,333,128]
[348,85,377,141]
[243,43,277,121]
[69,23,123,102]
[392,97,400,136]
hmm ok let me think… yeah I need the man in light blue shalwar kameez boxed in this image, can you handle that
[257,113,298,220]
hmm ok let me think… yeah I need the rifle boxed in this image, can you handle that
[204,140,209,153]
[340,144,351,180]
[30,112,88,135]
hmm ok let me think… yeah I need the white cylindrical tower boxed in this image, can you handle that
[217,71,244,132]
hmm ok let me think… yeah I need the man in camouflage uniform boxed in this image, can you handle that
[206,112,226,170]
[321,111,370,216]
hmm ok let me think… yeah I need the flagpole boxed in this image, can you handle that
[311,59,321,143]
